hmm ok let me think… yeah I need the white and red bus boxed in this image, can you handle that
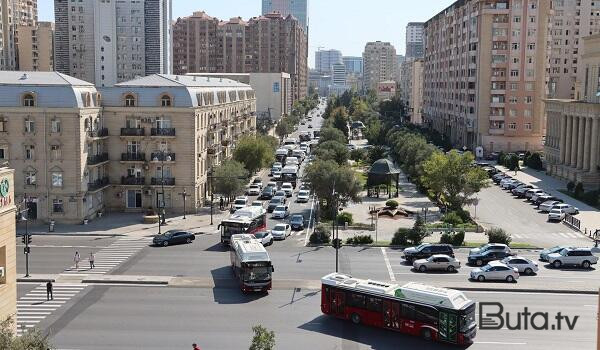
[230,234,274,293]
[219,206,267,245]
[321,273,477,345]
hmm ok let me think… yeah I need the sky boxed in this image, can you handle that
[38,0,457,68]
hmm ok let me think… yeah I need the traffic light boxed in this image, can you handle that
[27,235,32,244]
[21,235,25,244]
[21,235,31,245]
[332,238,342,249]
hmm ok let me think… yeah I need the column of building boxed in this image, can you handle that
[590,118,600,174]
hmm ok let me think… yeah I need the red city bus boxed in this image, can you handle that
[230,234,274,293]
[321,273,477,345]
[219,206,267,245]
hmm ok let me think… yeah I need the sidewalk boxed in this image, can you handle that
[495,165,600,234]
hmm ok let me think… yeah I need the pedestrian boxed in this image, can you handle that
[46,280,53,300]
[192,343,201,350]
[219,196,224,210]
[74,251,81,271]
[89,251,95,269]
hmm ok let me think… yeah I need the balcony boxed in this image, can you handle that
[121,176,146,185]
[88,176,109,191]
[121,153,146,162]
[150,152,176,162]
[88,128,109,138]
[151,177,175,186]
[151,128,176,137]
[489,128,505,135]
[87,152,109,165]
[120,128,145,137]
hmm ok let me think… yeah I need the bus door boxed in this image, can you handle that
[330,289,345,317]
[438,310,458,343]
[383,300,401,330]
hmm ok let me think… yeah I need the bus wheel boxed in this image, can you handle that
[421,328,432,341]
[350,313,361,325]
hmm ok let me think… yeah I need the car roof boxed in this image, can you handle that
[273,223,287,229]
[430,254,453,258]
[488,260,508,266]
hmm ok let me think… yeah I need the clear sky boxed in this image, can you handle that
[38,0,457,68]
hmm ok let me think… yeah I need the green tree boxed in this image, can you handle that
[0,316,55,350]
[349,148,367,163]
[367,145,387,164]
[212,160,248,200]
[505,154,520,171]
[318,127,347,145]
[233,136,274,174]
[407,215,429,245]
[275,119,293,140]
[314,140,350,165]
[421,150,489,210]
[249,325,275,350]
[330,107,349,137]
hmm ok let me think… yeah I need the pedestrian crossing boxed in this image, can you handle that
[16,283,87,336]
[61,237,151,275]
[511,231,583,240]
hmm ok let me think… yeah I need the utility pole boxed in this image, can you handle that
[18,197,32,277]
[179,189,188,219]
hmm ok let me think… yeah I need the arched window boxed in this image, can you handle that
[160,95,171,107]
[23,94,35,107]
[125,94,136,107]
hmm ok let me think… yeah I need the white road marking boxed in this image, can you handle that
[381,247,396,282]
[304,194,316,246]
[474,341,526,345]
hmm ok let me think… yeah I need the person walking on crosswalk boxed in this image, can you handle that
[74,251,81,271]
[46,280,53,300]
[89,251,95,269]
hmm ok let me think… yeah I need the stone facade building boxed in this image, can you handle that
[0,167,16,333]
[16,21,54,71]
[363,41,398,91]
[400,59,424,124]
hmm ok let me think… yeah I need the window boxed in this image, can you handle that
[51,172,63,187]
[0,147,6,160]
[510,70,520,77]
[0,117,7,132]
[23,94,35,107]
[510,83,519,90]
[508,123,517,130]
[525,96,533,104]
[367,297,383,312]
[348,293,366,309]
[25,170,36,185]
[25,145,35,160]
[51,145,61,160]
[524,109,532,117]
[25,118,35,133]
[161,95,171,107]
[52,199,64,213]
[51,119,61,133]
[401,303,416,319]
[125,94,136,107]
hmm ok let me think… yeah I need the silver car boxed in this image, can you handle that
[470,261,520,282]
[501,256,539,275]
[413,254,461,273]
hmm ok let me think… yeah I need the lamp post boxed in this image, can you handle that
[179,189,188,219]
[18,196,32,277]
[153,151,172,233]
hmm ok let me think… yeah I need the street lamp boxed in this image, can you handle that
[153,151,172,233]
[179,189,188,219]
[18,196,32,277]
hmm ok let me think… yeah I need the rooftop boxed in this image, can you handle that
[114,74,249,88]
[0,71,93,86]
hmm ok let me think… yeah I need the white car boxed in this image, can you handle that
[271,223,291,240]
[251,201,264,209]
[247,184,261,196]
[470,261,520,282]
[530,191,550,203]
[281,183,294,197]
[253,231,273,246]
[272,170,282,179]
[297,190,310,203]
[538,200,562,213]
[551,203,579,215]
[231,196,248,213]
[499,178,517,188]
[501,256,539,275]
[413,255,461,273]
[274,190,287,200]
[547,247,599,269]
[272,205,290,219]
[266,181,277,189]
[525,188,545,200]
[548,208,566,221]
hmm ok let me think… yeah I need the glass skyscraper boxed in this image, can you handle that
[262,0,308,33]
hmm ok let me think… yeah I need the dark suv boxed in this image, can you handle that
[468,250,513,266]
[402,243,454,263]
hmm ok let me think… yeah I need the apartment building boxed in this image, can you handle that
[545,34,600,189]
[262,0,308,33]
[406,22,425,60]
[172,11,308,102]
[53,0,171,86]
[363,41,398,90]
[0,167,16,334]
[548,0,600,99]
[16,21,53,71]
[315,49,343,74]
[396,54,406,82]
[1,0,38,70]
[400,59,424,124]
[423,0,550,153]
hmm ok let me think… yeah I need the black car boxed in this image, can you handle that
[533,195,562,206]
[289,214,305,230]
[259,186,275,200]
[267,198,285,213]
[153,230,195,247]
[401,243,454,263]
[467,250,512,266]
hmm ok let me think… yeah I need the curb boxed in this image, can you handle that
[18,232,125,237]
[305,243,543,250]
[17,278,55,283]
[82,279,169,285]
[452,286,599,295]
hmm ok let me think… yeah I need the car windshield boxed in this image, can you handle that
[291,215,303,222]
[273,224,286,231]
[254,232,265,238]
[416,243,429,250]
[234,200,246,205]
[559,249,568,256]
[275,206,286,212]
[481,265,492,271]
[269,199,280,204]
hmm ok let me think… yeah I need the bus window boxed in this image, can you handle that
[367,296,382,313]
[348,292,366,309]
[401,303,416,319]
[415,305,439,325]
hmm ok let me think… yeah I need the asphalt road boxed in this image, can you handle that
[45,285,597,350]
[468,184,594,248]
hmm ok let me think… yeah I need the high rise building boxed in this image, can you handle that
[396,54,406,82]
[16,21,54,71]
[172,11,308,102]
[0,0,38,70]
[332,63,347,86]
[423,0,550,153]
[405,22,424,60]
[400,59,424,124]
[262,0,308,33]
[315,49,342,73]
[342,56,363,75]
[54,0,172,86]
[548,0,600,99]
[363,41,397,90]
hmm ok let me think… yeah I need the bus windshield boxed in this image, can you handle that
[244,266,272,282]
[459,304,477,332]
[222,222,247,237]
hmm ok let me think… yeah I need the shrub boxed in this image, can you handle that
[454,209,471,223]
[574,182,585,199]
[438,230,465,246]
[309,224,331,244]
[346,235,374,245]
[486,227,512,245]
[567,181,575,193]
[526,152,543,170]
[439,232,453,244]
[391,228,410,246]
[442,212,463,226]
[407,215,430,245]
[497,151,506,166]
[581,191,600,207]
[336,212,354,225]
[386,199,399,209]
[350,148,367,163]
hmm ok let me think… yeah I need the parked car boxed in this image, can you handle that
[492,173,509,183]
[501,256,539,275]
[290,214,305,230]
[539,245,574,262]
[272,169,282,179]
[271,223,291,240]
[251,201,264,209]
[527,189,548,201]
[547,247,598,269]
[534,195,562,206]
[470,261,520,282]
[153,230,195,247]
[468,249,513,266]
[247,184,261,196]
[512,184,534,196]
[259,186,275,200]
[231,196,248,213]
[503,180,523,190]
[253,231,274,246]
[499,178,518,189]
[412,255,461,273]
[281,183,294,197]
[267,197,285,213]
[272,205,290,219]
[538,200,563,213]
[551,203,579,215]
[402,243,454,264]
[548,208,566,221]
[297,190,310,203]
[469,243,511,256]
